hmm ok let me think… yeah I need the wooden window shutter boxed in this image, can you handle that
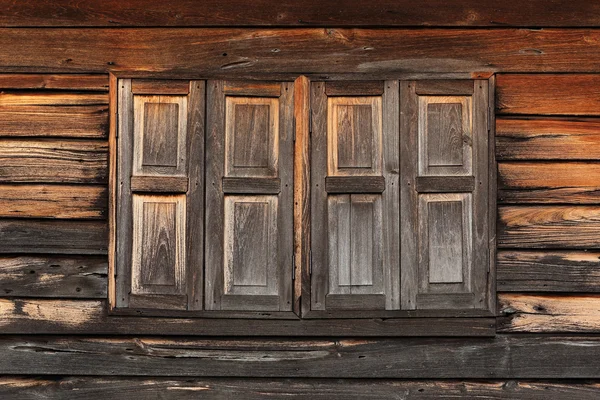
[400,80,492,311]
[310,81,400,312]
[115,79,204,310]
[205,81,294,311]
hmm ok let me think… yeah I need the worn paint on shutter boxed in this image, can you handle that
[205,81,294,312]
[401,80,491,311]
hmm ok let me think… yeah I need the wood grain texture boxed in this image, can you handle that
[499,163,600,204]
[496,117,600,160]
[0,335,600,377]
[498,250,600,292]
[3,29,600,74]
[0,256,106,298]
[0,74,108,90]
[2,1,600,27]
[0,92,108,106]
[0,139,107,183]
[131,80,189,95]
[0,185,106,219]
[0,220,107,254]
[497,74,600,115]
[498,206,600,248]
[325,176,385,193]
[0,105,108,138]
[2,378,600,400]
[499,294,600,333]
[0,299,494,336]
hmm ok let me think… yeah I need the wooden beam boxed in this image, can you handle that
[1,1,600,27]
[1,335,600,377]
[0,74,108,91]
[2,378,600,400]
[2,29,600,75]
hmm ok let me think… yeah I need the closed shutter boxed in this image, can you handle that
[205,81,294,311]
[311,81,400,312]
[400,80,491,311]
[115,79,204,310]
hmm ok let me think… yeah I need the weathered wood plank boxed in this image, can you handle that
[0,74,108,91]
[498,163,600,204]
[0,185,106,219]
[0,256,106,298]
[496,117,600,160]
[2,1,600,27]
[0,139,107,183]
[3,29,600,74]
[0,93,108,106]
[498,206,600,248]
[497,75,600,115]
[0,220,107,254]
[0,105,108,138]
[498,250,600,292]
[3,378,600,400]
[0,299,494,336]
[499,294,600,333]
[0,334,599,378]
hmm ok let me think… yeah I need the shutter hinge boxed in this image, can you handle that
[309,250,313,275]
[309,108,313,134]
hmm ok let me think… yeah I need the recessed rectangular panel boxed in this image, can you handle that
[225,97,279,178]
[328,97,382,176]
[224,195,278,296]
[418,96,472,176]
[133,95,188,177]
[131,194,186,295]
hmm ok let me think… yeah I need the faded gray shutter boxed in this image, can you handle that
[116,79,204,310]
[311,81,400,312]
[205,81,294,312]
[400,80,490,311]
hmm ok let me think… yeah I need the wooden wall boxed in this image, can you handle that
[2,2,600,398]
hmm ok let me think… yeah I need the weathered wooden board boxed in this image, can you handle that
[0,299,494,336]
[3,29,600,74]
[0,185,106,219]
[0,105,108,138]
[0,139,107,183]
[1,1,600,27]
[498,163,600,204]
[0,335,600,378]
[0,93,108,106]
[0,256,106,298]
[496,117,600,160]
[498,206,600,248]
[0,74,108,91]
[2,378,600,400]
[0,220,107,254]
[498,294,600,333]
[496,75,600,115]
[498,250,600,292]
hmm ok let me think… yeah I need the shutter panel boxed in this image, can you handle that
[311,81,400,312]
[205,81,294,312]
[400,80,490,311]
[116,79,204,310]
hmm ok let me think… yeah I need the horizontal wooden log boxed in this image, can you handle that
[0,185,106,219]
[496,75,600,115]
[496,117,600,160]
[0,139,107,183]
[0,256,106,298]
[0,105,108,138]
[0,74,108,91]
[3,29,600,75]
[0,220,107,254]
[0,93,108,106]
[0,334,600,377]
[498,163,600,204]
[498,250,600,292]
[498,206,600,248]
[2,378,600,400]
[2,1,600,27]
[498,294,600,333]
[0,299,494,336]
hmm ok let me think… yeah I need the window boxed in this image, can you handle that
[110,76,495,321]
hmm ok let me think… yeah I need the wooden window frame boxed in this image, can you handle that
[108,72,497,336]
